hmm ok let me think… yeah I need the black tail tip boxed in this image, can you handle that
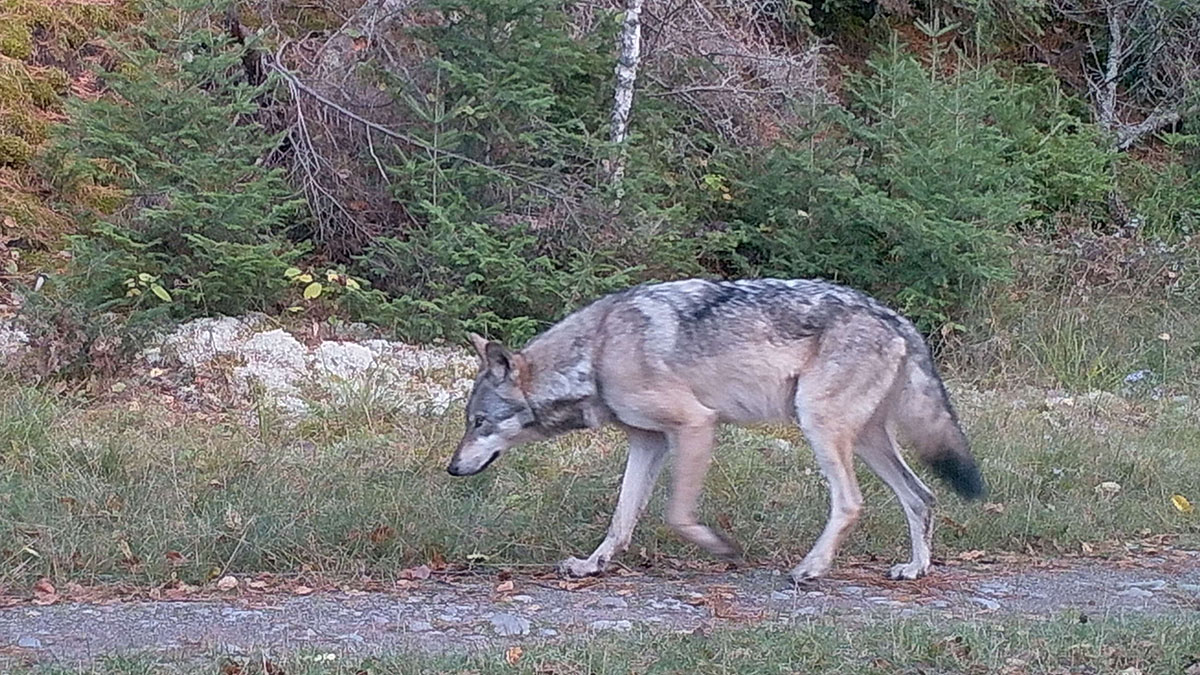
[927,452,986,501]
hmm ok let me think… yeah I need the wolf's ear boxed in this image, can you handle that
[483,341,515,379]
[468,332,490,363]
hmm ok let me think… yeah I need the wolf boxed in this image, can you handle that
[446,278,984,582]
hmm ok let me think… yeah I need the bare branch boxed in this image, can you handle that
[267,53,568,201]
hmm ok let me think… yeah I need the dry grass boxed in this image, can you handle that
[2,374,1197,589]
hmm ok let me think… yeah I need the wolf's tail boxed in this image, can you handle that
[893,354,986,500]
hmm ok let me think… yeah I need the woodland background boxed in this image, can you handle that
[1,0,1198,391]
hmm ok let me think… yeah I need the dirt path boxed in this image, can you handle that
[3,552,1199,667]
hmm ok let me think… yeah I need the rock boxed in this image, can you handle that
[406,620,434,632]
[598,596,628,609]
[589,619,633,631]
[233,329,308,403]
[1124,369,1153,385]
[1178,583,1200,595]
[145,315,481,419]
[538,628,559,637]
[840,586,865,596]
[510,594,534,604]
[1117,587,1154,599]
[978,582,1012,595]
[0,320,29,365]
[770,590,793,601]
[970,597,1001,611]
[17,636,41,649]
[1122,580,1166,591]
[310,341,377,380]
[489,613,531,636]
[158,315,264,367]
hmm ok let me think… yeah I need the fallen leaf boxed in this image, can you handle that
[293,585,314,596]
[148,367,167,378]
[165,550,186,567]
[1095,481,1122,497]
[217,575,239,592]
[505,645,523,665]
[983,502,1005,514]
[557,578,598,591]
[224,507,244,532]
[248,580,268,590]
[32,578,58,605]
[1172,494,1194,513]
[369,525,396,544]
[495,579,514,593]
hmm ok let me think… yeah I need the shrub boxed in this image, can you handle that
[49,0,305,322]
[721,41,1115,332]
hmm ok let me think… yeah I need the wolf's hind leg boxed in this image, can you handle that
[855,422,936,580]
[559,427,669,578]
[789,335,906,583]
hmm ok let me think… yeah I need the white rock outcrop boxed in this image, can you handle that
[147,316,478,418]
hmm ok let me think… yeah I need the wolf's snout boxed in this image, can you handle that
[446,448,501,477]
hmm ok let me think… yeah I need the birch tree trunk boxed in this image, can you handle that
[608,0,645,196]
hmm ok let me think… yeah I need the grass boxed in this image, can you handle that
[18,615,1200,674]
[1,374,1198,589]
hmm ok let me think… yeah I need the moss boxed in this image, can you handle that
[0,134,33,166]
[1,110,49,144]
[0,19,32,60]
[76,183,127,214]
[29,67,69,110]
[0,169,75,243]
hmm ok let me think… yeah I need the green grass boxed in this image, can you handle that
[1,377,1198,587]
[18,615,1200,674]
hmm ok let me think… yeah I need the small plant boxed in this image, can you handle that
[283,266,365,311]
[122,272,172,303]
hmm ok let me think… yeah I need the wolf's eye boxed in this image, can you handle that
[473,416,486,429]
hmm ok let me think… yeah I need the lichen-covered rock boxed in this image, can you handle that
[232,329,309,415]
[0,319,30,366]
[148,315,479,419]
[158,314,267,368]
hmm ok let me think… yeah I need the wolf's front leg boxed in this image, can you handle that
[558,428,669,577]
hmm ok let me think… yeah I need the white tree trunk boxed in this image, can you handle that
[608,0,645,189]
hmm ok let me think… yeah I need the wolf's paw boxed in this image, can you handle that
[671,523,743,560]
[788,560,830,584]
[887,561,929,581]
[557,556,604,578]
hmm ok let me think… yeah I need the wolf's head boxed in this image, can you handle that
[446,334,544,476]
